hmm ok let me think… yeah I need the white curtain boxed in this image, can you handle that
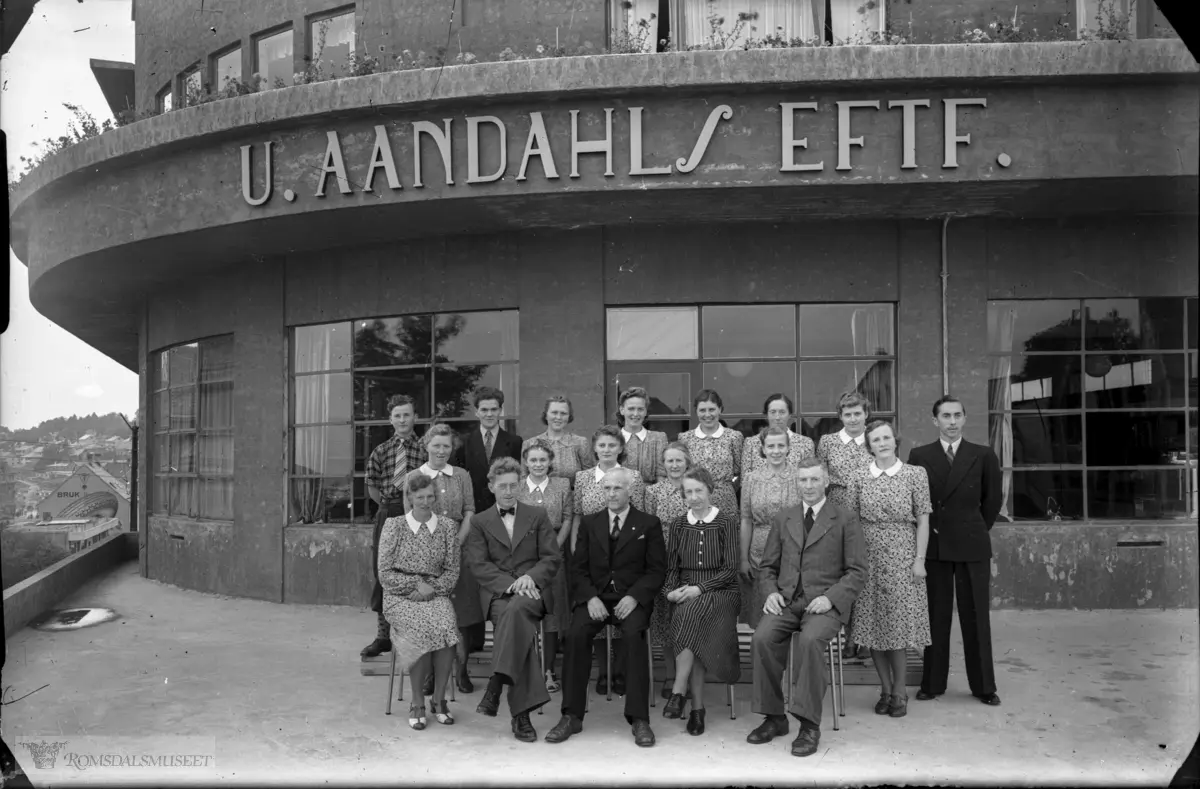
[196,337,235,521]
[292,329,334,523]
[830,0,881,42]
[617,0,661,51]
[988,306,1016,522]
[678,0,818,49]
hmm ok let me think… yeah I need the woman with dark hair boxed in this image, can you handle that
[738,425,803,629]
[379,473,460,729]
[522,395,595,486]
[848,419,932,720]
[517,439,572,692]
[644,441,694,698]
[678,389,742,516]
[662,467,741,735]
[740,393,815,478]
[617,386,669,485]
[817,390,874,511]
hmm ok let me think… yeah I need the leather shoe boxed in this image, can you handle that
[662,693,686,719]
[612,675,627,696]
[746,716,789,744]
[596,675,609,695]
[360,638,391,658]
[874,692,892,715]
[456,666,474,695]
[791,727,820,757]
[915,689,941,701]
[686,709,706,736]
[888,694,908,718]
[631,719,656,747]
[511,712,537,743]
[475,688,501,717]
[544,714,583,744]
[977,693,1002,706]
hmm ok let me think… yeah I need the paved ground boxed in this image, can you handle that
[2,560,1197,786]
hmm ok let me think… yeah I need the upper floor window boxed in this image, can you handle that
[988,297,1198,521]
[309,8,355,79]
[213,46,242,93]
[668,0,880,50]
[151,336,235,520]
[255,27,294,89]
[181,65,204,106]
[157,84,173,113]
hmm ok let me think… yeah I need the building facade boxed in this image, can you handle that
[9,1,1197,610]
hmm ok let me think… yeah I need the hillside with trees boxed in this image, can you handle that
[0,412,132,443]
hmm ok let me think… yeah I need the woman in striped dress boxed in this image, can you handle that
[644,441,693,699]
[740,393,816,478]
[677,389,742,516]
[662,467,741,736]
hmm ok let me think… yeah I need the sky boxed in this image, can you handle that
[2,0,138,430]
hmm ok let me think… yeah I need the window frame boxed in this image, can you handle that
[306,5,356,78]
[210,43,243,94]
[253,24,295,88]
[156,83,174,113]
[180,63,204,107]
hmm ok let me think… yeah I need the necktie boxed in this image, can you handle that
[484,430,494,460]
[391,441,407,492]
[803,506,814,537]
[499,507,515,518]
[610,515,621,541]
[946,443,956,465]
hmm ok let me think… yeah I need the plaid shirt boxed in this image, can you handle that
[367,433,427,504]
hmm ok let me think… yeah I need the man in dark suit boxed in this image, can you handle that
[746,456,867,758]
[465,457,561,742]
[908,396,1003,706]
[545,468,666,748]
[453,386,523,513]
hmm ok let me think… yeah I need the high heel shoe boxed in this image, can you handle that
[686,709,706,736]
[888,694,908,718]
[432,699,454,725]
[874,691,891,715]
[408,703,427,730]
[663,693,686,719]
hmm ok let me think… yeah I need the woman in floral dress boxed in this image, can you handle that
[677,389,742,516]
[522,394,595,488]
[740,393,816,478]
[644,441,693,699]
[849,419,931,721]
[517,439,572,692]
[817,390,874,512]
[738,426,804,629]
[617,386,669,485]
[380,473,460,729]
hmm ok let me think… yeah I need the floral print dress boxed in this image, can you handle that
[678,426,743,515]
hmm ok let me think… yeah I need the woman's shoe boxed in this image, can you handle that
[889,694,908,718]
[663,693,686,719]
[686,709,706,736]
[432,699,454,726]
[874,691,891,715]
[545,670,561,693]
[456,666,474,695]
[408,704,427,730]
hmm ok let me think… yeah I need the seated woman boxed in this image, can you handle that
[644,441,693,700]
[379,473,461,730]
[739,426,804,630]
[663,467,741,736]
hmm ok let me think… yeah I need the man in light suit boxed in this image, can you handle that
[454,386,523,514]
[465,457,561,742]
[746,456,867,757]
[908,396,1003,706]
[545,468,666,747]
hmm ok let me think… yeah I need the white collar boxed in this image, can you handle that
[693,424,726,439]
[803,497,827,518]
[419,463,453,478]
[405,512,439,535]
[940,437,963,453]
[838,429,866,446]
[607,505,632,524]
[594,464,624,482]
[622,427,648,442]
[525,476,549,493]
[870,460,903,478]
[686,506,720,524]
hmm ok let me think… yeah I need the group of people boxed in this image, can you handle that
[365,384,1003,755]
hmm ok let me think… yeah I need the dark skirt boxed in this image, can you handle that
[670,569,741,684]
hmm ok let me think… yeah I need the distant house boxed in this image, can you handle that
[36,463,131,532]
[5,517,121,556]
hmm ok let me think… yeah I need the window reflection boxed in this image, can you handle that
[354,316,432,367]
[613,373,691,418]
[702,305,795,359]
[1084,298,1185,351]
[354,368,432,419]
[256,29,293,88]
[1088,470,1192,518]
[988,300,1081,353]
[703,361,795,415]
[1083,354,1187,409]
[215,48,241,91]
[311,12,354,78]
[800,360,894,414]
[800,304,894,357]
[989,414,1082,465]
[989,355,1082,411]
[1084,411,1187,466]
[435,364,518,418]
[435,312,519,364]
[1006,470,1083,520]
[607,307,698,360]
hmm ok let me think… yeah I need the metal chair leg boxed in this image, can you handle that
[449,654,457,703]
[649,638,656,709]
[386,638,399,715]
[537,622,546,715]
[785,635,794,706]
[728,684,736,720]
[837,627,846,716]
[605,624,613,702]
[828,639,839,731]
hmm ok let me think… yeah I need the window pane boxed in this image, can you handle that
[436,311,519,363]
[158,89,173,113]
[435,364,518,418]
[294,373,352,424]
[1088,470,1193,518]
[1084,298,1186,351]
[154,352,169,389]
[355,424,413,475]
[352,477,377,523]
[800,416,846,446]
[257,29,293,88]
[170,389,196,430]
[198,478,233,520]
[155,434,169,472]
[702,305,795,359]
[988,300,1081,354]
[293,426,353,476]
[295,323,351,372]
[989,355,1082,411]
[607,308,698,360]
[199,382,234,428]
[1085,411,1187,466]
[356,368,432,419]
[169,477,196,517]
[197,434,233,475]
[355,316,433,367]
[170,434,196,473]
[613,372,691,418]
[169,344,198,387]
[1083,354,1188,409]
[991,414,1082,466]
[155,391,170,430]
[1191,353,1198,407]
[800,304,894,357]
[1006,470,1084,520]
[312,12,355,79]
[200,335,234,382]
[1188,299,1197,350]
[703,361,795,415]
[183,69,202,105]
[290,477,352,523]
[651,419,692,440]
[800,360,894,415]
[152,477,167,514]
[215,48,241,90]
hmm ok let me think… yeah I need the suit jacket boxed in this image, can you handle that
[465,501,561,616]
[758,499,867,625]
[908,439,1003,563]
[454,426,523,512]
[571,506,666,610]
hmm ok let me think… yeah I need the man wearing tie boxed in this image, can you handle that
[908,396,1003,706]
[545,468,666,747]
[465,457,561,742]
[746,456,867,757]
[454,387,523,514]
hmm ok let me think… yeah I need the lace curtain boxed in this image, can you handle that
[988,306,1016,522]
[677,0,820,49]
[292,328,336,523]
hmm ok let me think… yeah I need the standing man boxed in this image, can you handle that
[454,387,523,513]
[362,394,427,658]
[745,456,867,757]
[466,457,561,742]
[908,396,1003,706]
[545,468,665,747]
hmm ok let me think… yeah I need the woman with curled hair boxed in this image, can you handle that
[403,422,480,695]
[817,391,874,512]
[740,393,815,478]
[617,387,669,485]
[678,389,742,516]
[644,441,694,698]
[379,473,461,729]
[522,395,595,486]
